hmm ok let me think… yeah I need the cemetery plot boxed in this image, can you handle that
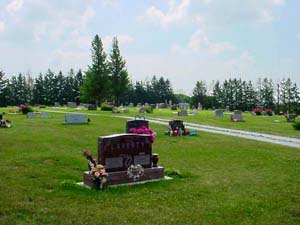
[126,116,149,133]
[165,120,196,136]
[83,133,164,187]
[63,113,89,124]
[231,114,245,122]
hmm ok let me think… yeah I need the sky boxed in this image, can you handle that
[0,0,299,94]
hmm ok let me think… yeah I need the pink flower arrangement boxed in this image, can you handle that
[19,104,26,110]
[90,164,108,184]
[129,125,156,143]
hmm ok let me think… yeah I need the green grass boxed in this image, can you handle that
[0,109,300,224]
[31,106,300,138]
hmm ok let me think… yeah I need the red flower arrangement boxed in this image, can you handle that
[129,125,156,143]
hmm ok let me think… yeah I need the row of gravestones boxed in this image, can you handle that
[27,112,49,119]
[54,102,97,110]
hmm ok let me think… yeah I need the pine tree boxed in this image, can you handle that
[32,74,45,104]
[81,35,111,105]
[261,78,274,109]
[0,70,8,106]
[109,37,129,106]
[192,81,207,108]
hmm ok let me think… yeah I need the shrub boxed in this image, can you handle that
[101,103,114,111]
[253,106,262,115]
[19,104,33,114]
[145,106,153,114]
[292,121,300,130]
[165,168,184,178]
[39,105,46,108]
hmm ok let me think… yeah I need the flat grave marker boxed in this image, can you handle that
[40,112,49,119]
[64,113,88,124]
[27,112,35,119]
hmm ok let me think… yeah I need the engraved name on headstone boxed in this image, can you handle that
[98,134,152,172]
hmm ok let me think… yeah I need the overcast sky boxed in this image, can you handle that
[0,0,299,94]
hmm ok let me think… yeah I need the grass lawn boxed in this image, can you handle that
[30,106,300,138]
[0,109,300,225]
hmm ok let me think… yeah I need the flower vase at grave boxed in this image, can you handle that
[152,154,159,167]
[93,178,101,190]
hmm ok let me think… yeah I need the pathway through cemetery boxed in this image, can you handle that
[44,110,300,148]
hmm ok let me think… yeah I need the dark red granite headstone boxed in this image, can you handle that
[98,134,152,172]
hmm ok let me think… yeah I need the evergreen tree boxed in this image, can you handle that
[0,70,9,106]
[109,37,129,106]
[213,80,223,108]
[81,35,111,105]
[191,81,207,108]
[32,74,45,104]
[261,78,274,109]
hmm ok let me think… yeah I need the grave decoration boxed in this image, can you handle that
[0,114,11,128]
[83,134,165,187]
[231,114,245,122]
[165,120,197,136]
[83,150,108,189]
[63,113,89,124]
[19,104,33,114]
[128,125,156,143]
[126,116,149,133]
[252,107,273,116]
[286,114,297,123]
[0,119,11,128]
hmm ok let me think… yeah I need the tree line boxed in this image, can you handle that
[0,34,300,114]
[192,78,300,114]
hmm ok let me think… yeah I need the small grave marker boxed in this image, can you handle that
[231,114,245,122]
[126,116,149,133]
[215,109,223,117]
[64,113,88,124]
[27,112,35,119]
[286,114,297,123]
[178,110,188,116]
[40,112,49,119]
[139,108,146,113]
[234,110,242,115]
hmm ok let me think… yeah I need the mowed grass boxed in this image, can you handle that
[37,106,300,138]
[0,110,300,225]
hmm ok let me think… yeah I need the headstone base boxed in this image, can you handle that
[83,166,165,187]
